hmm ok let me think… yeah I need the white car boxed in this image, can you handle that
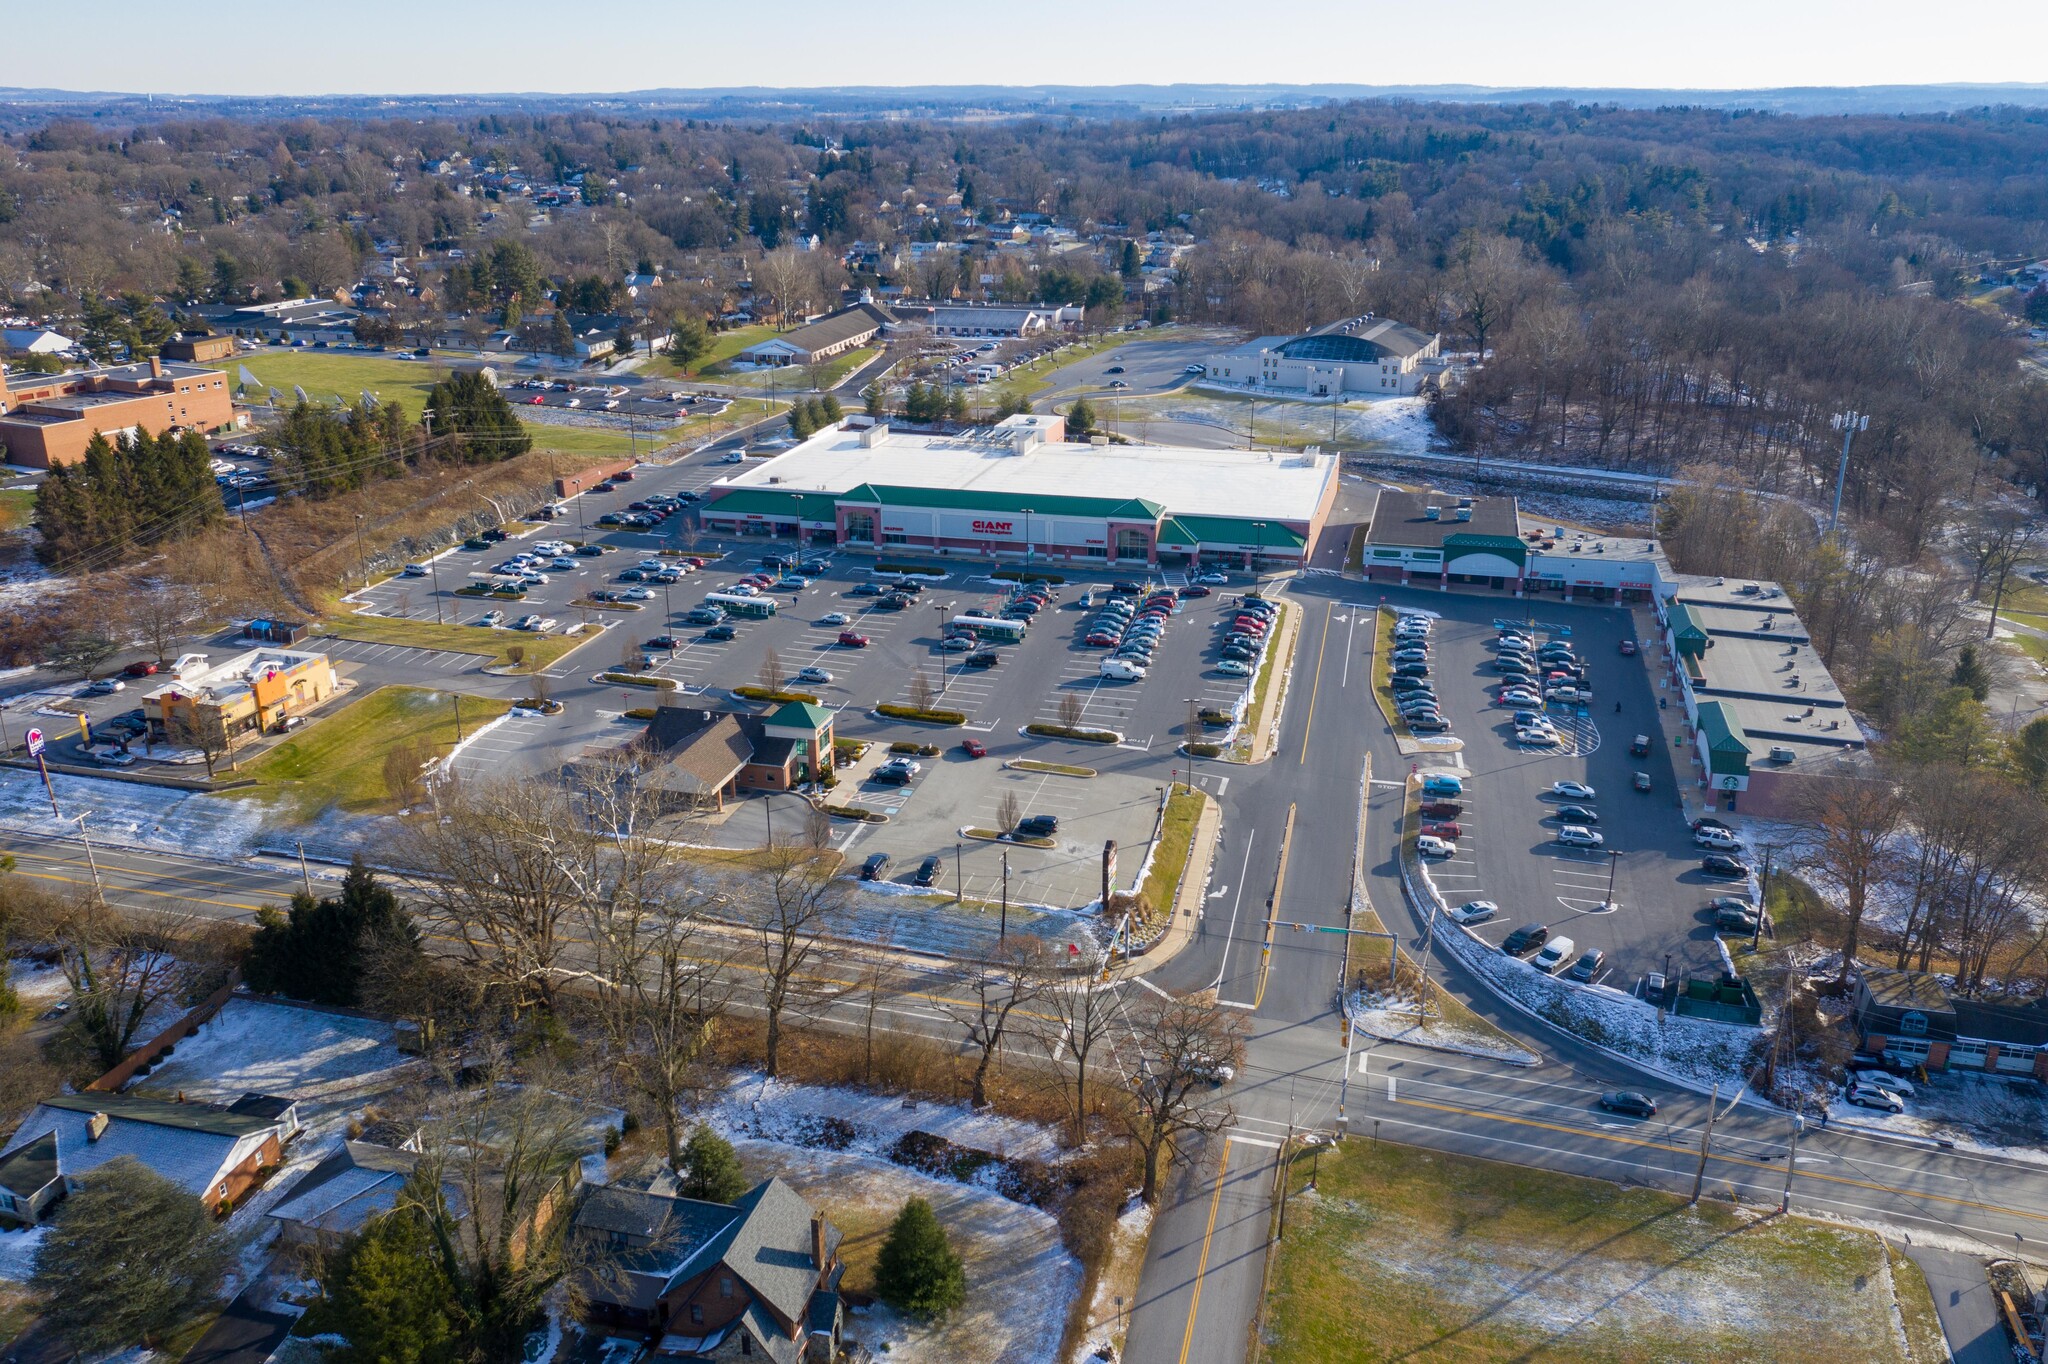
[1544,685,1581,703]
[514,614,543,630]
[1845,1084,1905,1113]
[1696,827,1744,851]
[637,559,665,570]
[1215,659,1253,677]
[1499,688,1540,707]
[794,667,834,685]
[621,588,655,601]
[84,743,135,767]
[1556,824,1605,848]
[819,612,850,626]
[1531,936,1577,973]
[1416,834,1458,858]
[939,636,977,652]
[1100,659,1147,680]
[1519,729,1564,748]
[480,609,505,626]
[1854,1070,1916,1100]
[1551,780,1596,800]
[1195,572,1228,585]
[1448,900,1498,925]
[729,583,760,596]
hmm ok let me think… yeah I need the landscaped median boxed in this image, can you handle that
[1023,722,1120,744]
[961,827,1057,849]
[227,685,512,820]
[1224,595,1296,762]
[598,671,678,690]
[876,703,967,726]
[1006,758,1096,778]
[321,612,599,673]
[733,686,823,705]
[1263,1139,1948,1364]
[1132,782,1205,932]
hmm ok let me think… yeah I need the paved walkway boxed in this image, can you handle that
[1905,1244,2010,1364]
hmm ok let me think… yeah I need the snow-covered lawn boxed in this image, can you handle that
[698,1075,1081,1364]
[0,768,273,859]
[0,1224,46,1285]
[6,956,67,1006]
[1827,1070,2048,1165]
[1346,989,1540,1066]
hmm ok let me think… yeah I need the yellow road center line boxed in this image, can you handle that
[1177,1137,1234,1364]
[1299,602,1333,765]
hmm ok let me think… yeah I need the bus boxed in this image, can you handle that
[703,593,778,619]
[950,614,1026,643]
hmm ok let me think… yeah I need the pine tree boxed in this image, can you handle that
[1068,397,1097,433]
[29,1157,234,1350]
[321,1201,461,1364]
[874,1197,965,1319]
[677,1124,750,1202]
[1950,645,1992,702]
[821,394,843,423]
[244,859,420,1007]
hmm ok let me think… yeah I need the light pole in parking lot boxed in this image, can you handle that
[1603,848,1623,911]
[933,601,956,696]
[427,554,445,624]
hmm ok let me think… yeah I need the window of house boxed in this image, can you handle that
[1899,1011,1928,1036]
[740,1339,751,1357]
[720,1277,733,1299]
[689,1306,703,1325]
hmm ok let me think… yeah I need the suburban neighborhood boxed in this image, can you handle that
[2,38,2048,1364]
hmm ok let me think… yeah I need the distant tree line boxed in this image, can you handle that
[32,427,223,569]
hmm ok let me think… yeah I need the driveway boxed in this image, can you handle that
[1904,1245,2012,1364]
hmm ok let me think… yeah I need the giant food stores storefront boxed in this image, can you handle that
[700,415,1337,569]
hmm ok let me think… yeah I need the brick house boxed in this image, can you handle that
[0,1091,299,1225]
[1855,968,2048,1077]
[572,1176,844,1363]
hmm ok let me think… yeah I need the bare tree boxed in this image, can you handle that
[118,579,204,667]
[996,789,1023,835]
[749,843,851,1077]
[1795,773,1903,986]
[759,648,786,694]
[165,707,235,778]
[1032,973,1129,1146]
[909,669,936,713]
[938,938,1055,1110]
[18,893,222,1074]
[1058,692,1086,731]
[1119,994,1247,1204]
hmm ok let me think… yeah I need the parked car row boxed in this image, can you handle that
[1388,612,1453,734]
[1087,585,1181,681]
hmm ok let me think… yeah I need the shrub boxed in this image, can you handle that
[874,1197,967,1320]
[732,686,822,704]
[890,741,941,756]
[1025,722,1118,744]
[1182,741,1224,758]
[598,672,677,689]
[678,1124,750,1204]
[876,703,967,725]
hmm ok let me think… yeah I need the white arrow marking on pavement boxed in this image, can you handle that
[1208,885,1230,899]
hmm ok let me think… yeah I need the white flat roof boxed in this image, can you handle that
[717,425,1333,522]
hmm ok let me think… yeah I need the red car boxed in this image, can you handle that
[1233,617,1270,634]
[1619,639,1638,656]
[1085,633,1120,648]
[1423,820,1462,839]
[1180,585,1212,598]
[529,394,546,404]
[122,660,160,678]
[837,630,870,647]
[1421,800,1463,819]
[961,739,988,758]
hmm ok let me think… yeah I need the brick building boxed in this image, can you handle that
[0,356,236,469]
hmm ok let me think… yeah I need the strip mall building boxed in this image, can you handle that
[700,415,1336,570]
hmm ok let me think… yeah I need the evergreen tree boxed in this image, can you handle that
[173,254,211,304]
[821,393,843,423]
[1068,398,1097,433]
[320,1200,461,1364]
[210,253,245,302]
[550,311,575,357]
[677,1124,750,1202]
[29,1157,234,1351]
[874,1197,965,1319]
[425,370,531,461]
[1120,240,1142,279]
[995,391,1030,419]
[1950,644,1992,702]
[666,315,714,373]
[788,401,816,440]
[244,859,421,1007]
[944,386,968,420]
[2012,715,2048,795]
[32,427,224,569]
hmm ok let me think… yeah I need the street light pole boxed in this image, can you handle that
[1604,848,1623,910]
[427,552,445,624]
[353,513,368,590]
[1000,850,1009,943]
[71,812,105,903]
[955,841,963,904]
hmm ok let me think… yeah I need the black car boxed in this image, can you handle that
[1408,717,1451,732]
[851,583,885,596]
[575,545,607,557]
[876,595,910,611]
[1018,814,1060,837]
[1692,816,1733,834]
[1700,854,1750,879]
[861,853,891,881]
[800,558,831,574]
[913,855,943,887]
[1597,1090,1659,1118]
[965,651,999,668]
[1389,676,1432,692]
[644,635,679,650]
[1221,645,1258,662]
[1501,923,1550,956]
[1555,805,1598,824]
[480,528,508,542]
[703,624,737,641]
[1393,663,1431,678]
[1111,581,1144,595]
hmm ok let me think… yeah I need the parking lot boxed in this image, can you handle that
[1384,588,1741,991]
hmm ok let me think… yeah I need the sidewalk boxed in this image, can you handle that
[1629,602,1708,824]
[1112,789,1220,981]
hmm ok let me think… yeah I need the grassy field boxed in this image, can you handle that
[207,352,686,457]
[231,685,512,820]
[0,489,34,533]
[1265,1139,1945,1364]
[1137,783,1206,925]
[322,611,599,671]
[637,325,778,380]
[1228,598,1293,759]
[703,346,879,391]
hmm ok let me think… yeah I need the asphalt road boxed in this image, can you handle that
[1906,1245,2012,1364]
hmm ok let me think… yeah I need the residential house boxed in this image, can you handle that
[0,327,78,357]
[572,1176,845,1364]
[590,702,837,813]
[267,1140,433,1250]
[0,1091,300,1225]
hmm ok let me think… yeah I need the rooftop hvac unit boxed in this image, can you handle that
[1453,508,1472,521]
[1424,506,1441,521]
[1456,496,1474,508]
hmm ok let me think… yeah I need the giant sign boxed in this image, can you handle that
[971,519,1015,536]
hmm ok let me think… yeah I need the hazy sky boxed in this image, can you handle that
[6,0,2044,95]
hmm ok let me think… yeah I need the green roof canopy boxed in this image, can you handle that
[1157,515,1307,550]
[766,701,832,733]
[1668,602,1710,656]
[703,489,839,523]
[1695,701,1751,776]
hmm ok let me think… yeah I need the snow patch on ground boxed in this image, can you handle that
[1345,989,1540,1066]
[1075,1200,1152,1364]
[1826,1071,2048,1166]
[0,767,274,859]
[703,1072,1064,1166]
[0,1224,47,1284]
[7,955,68,1004]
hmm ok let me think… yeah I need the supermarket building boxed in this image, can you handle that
[699,415,1337,570]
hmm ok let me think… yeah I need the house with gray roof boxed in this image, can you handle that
[267,1141,438,1249]
[571,1176,844,1364]
[0,1091,298,1224]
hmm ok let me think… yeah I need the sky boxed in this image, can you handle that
[5,0,2045,96]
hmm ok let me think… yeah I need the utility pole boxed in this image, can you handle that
[1780,1108,1805,1212]
[296,840,314,897]
[1000,850,1009,943]
[452,694,464,743]
[1827,411,1867,539]
[1690,1083,1721,1204]
[427,552,445,624]
[1415,899,1440,1019]
[1756,844,1776,950]
[353,513,369,590]
[954,841,963,904]
[72,812,105,903]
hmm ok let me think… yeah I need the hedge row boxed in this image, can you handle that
[1025,722,1119,745]
[890,741,941,756]
[599,672,677,689]
[876,703,968,725]
[992,569,1068,584]
[733,686,823,704]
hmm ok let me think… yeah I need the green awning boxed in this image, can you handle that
[1696,701,1751,777]
[1156,515,1306,551]
[702,489,839,523]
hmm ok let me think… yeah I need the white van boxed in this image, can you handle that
[402,562,430,577]
[1531,936,1576,974]
[1100,659,1147,681]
